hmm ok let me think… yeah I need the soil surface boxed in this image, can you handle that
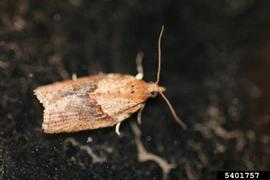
[1,0,270,179]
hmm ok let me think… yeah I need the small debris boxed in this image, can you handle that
[130,122,175,180]
[64,138,106,163]
[86,137,93,143]
[195,103,246,152]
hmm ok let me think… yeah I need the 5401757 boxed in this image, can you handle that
[217,171,269,179]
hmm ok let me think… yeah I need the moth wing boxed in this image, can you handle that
[34,75,117,133]
[42,94,115,133]
[34,75,104,107]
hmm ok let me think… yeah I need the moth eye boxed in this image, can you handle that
[150,91,158,97]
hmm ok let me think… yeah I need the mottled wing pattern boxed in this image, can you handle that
[43,94,114,133]
[34,75,115,133]
[34,75,103,107]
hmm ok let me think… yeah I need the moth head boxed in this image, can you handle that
[146,83,166,98]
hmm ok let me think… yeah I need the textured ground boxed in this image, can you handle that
[0,0,270,179]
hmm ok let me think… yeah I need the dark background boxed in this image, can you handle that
[1,0,270,179]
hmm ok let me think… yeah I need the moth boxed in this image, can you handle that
[34,26,186,135]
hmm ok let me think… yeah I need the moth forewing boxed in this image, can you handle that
[35,74,154,134]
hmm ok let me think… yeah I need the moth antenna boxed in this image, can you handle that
[160,92,187,129]
[155,25,164,84]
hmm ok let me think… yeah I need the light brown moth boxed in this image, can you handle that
[34,26,187,135]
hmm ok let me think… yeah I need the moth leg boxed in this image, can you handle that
[135,51,144,80]
[115,122,121,136]
[137,104,146,125]
[72,73,77,80]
